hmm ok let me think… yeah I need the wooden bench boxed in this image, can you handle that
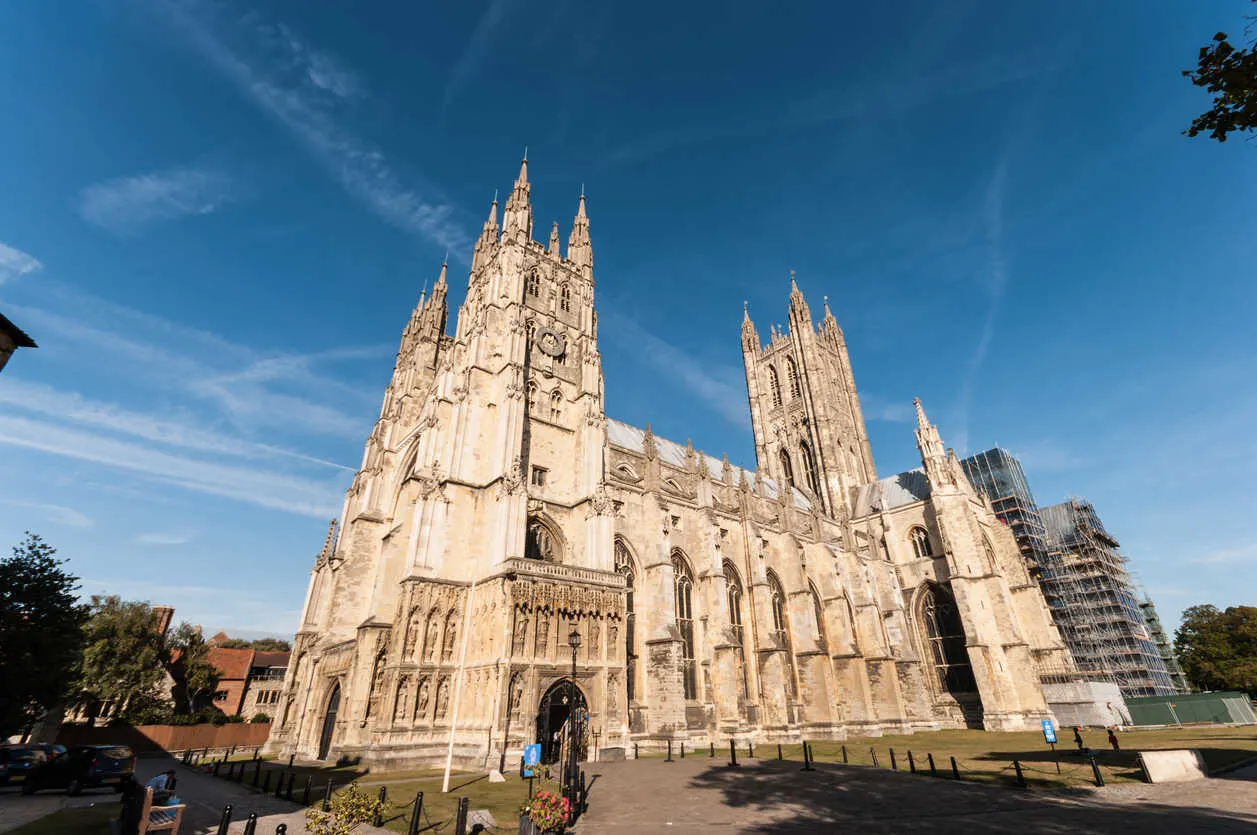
[137,786,186,834]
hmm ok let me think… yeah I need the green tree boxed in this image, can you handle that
[1184,3,1257,142]
[77,596,169,722]
[0,533,88,737]
[1175,604,1257,694]
[166,622,220,716]
[214,636,291,652]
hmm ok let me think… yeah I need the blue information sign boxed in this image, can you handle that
[523,743,541,777]
[1041,719,1057,744]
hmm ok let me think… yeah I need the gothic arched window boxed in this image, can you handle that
[809,582,827,651]
[615,540,637,703]
[672,550,697,700]
[982,535,997,573]
[559,283,571,312]
[724,561,749,701]
[768,366,783,408]
[909,527,932,560]
[527,270,540,297]
[526,381,538,412]
[919,583,977,694]
[786,357,802,399]
[526,517,559,562]
[549,389,562,421]
[779,449,795,488]
[766,570,796,698]
[799,440,821,496]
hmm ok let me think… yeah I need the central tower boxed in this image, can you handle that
[741,277,876,516]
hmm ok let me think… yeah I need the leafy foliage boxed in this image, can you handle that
[250,712,272,723]
[0,533,89,736]
[1184,5,1257,142]
[76,596,170,720]
[305,783,382,835]
[1175,604,1257,694]
[214,637,291,651]
[167,622,219,714]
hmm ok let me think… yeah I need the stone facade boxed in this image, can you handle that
[265,158,1077,768]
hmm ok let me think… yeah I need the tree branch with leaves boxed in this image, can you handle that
[1184,3,1257,142]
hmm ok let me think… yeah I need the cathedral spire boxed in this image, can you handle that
[914,397,954,490]
[472,191,500,271]
[741,300,759,352]
[315,518,339,567]
[547,221,561,258]
[567,189,592,270]
[502,152,533,241]
[788,269,811,326]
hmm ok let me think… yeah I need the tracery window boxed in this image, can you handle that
[615,540,638,703]
[527,270,541,296]
[799,440,821,496]
[724,561,749,701]
[768,366,783,408]
[559,283,571,312]
[779,449,795,488]
[526,381,538,412]
[767,570,796,698]
[920,584,978,694]
[909,526,932,560]
[786,356,802,399]
[526,517,558,562]
[550,389,562,420]
[672,551,697,700]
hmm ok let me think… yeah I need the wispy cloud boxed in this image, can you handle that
[0,241,42,285]
[858,393,914,423]
[150,0,470,254]
[0,414,343,518]
[0,500,92,529]
[79,167,235,235]
[1189,542,1257,566]
[136,532,196,546]
[443,0,522,112]
[602,309,751,429]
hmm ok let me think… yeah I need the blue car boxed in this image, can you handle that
[0,745,64,786]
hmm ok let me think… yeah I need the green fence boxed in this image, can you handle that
[1125,691,1256,726]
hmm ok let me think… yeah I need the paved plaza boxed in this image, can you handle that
[576,756,1257,834]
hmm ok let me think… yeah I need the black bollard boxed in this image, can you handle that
[747,741,754,758]
[229,745,236,758]
[681,742,685,759]
[951,756,961,780]
[927,753,937,776]
[454,796,469,835]
[729,740,740,768]
[213,757,223,777]
[1013,759,1027,788]
[710,741,715,758]
[374,786,387,827]
[889,748,898,771]
[276,826,287,835]
[842,745,848,764]
[908,751,916,774]
[665,740,673,762]
[302,775,313,806]
[1088,753,1105,787]
[242,812,258,835]
[801,741,815,772]
[254,746,261,761]
[580,770,588,813]
[870,748,880,768]
[288,754,295,769]
[777,743,783,761]
[323,779,334,812]
[407,792,424,835]
[633,742,639,759]
[215,803,232,835]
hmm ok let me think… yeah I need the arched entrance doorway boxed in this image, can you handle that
[317,682,341,761]
[535,679,587,765]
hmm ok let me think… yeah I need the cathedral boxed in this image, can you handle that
[264,157,1081,769]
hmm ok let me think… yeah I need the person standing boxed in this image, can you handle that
[1107,728,1121,751]
[1073,727,1085,752]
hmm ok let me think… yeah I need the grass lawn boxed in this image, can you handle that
[7,804,117,835]
[761,726,1257,788]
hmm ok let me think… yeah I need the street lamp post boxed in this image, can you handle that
[566,628,582,816]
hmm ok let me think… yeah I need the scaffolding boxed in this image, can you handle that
[1039,498,1176,698]
[960,450,1177,699]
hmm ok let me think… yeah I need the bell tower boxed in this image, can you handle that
[741,274,876,517]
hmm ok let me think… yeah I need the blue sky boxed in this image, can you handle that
[0,0,1253,637]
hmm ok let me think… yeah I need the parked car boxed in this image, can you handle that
[0,744,65,785]
[21,745,136,795]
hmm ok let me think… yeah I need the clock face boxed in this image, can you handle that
[536,326,566,358]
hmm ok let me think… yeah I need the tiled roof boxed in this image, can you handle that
[207,647,254,681]
[852,468,931,516]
